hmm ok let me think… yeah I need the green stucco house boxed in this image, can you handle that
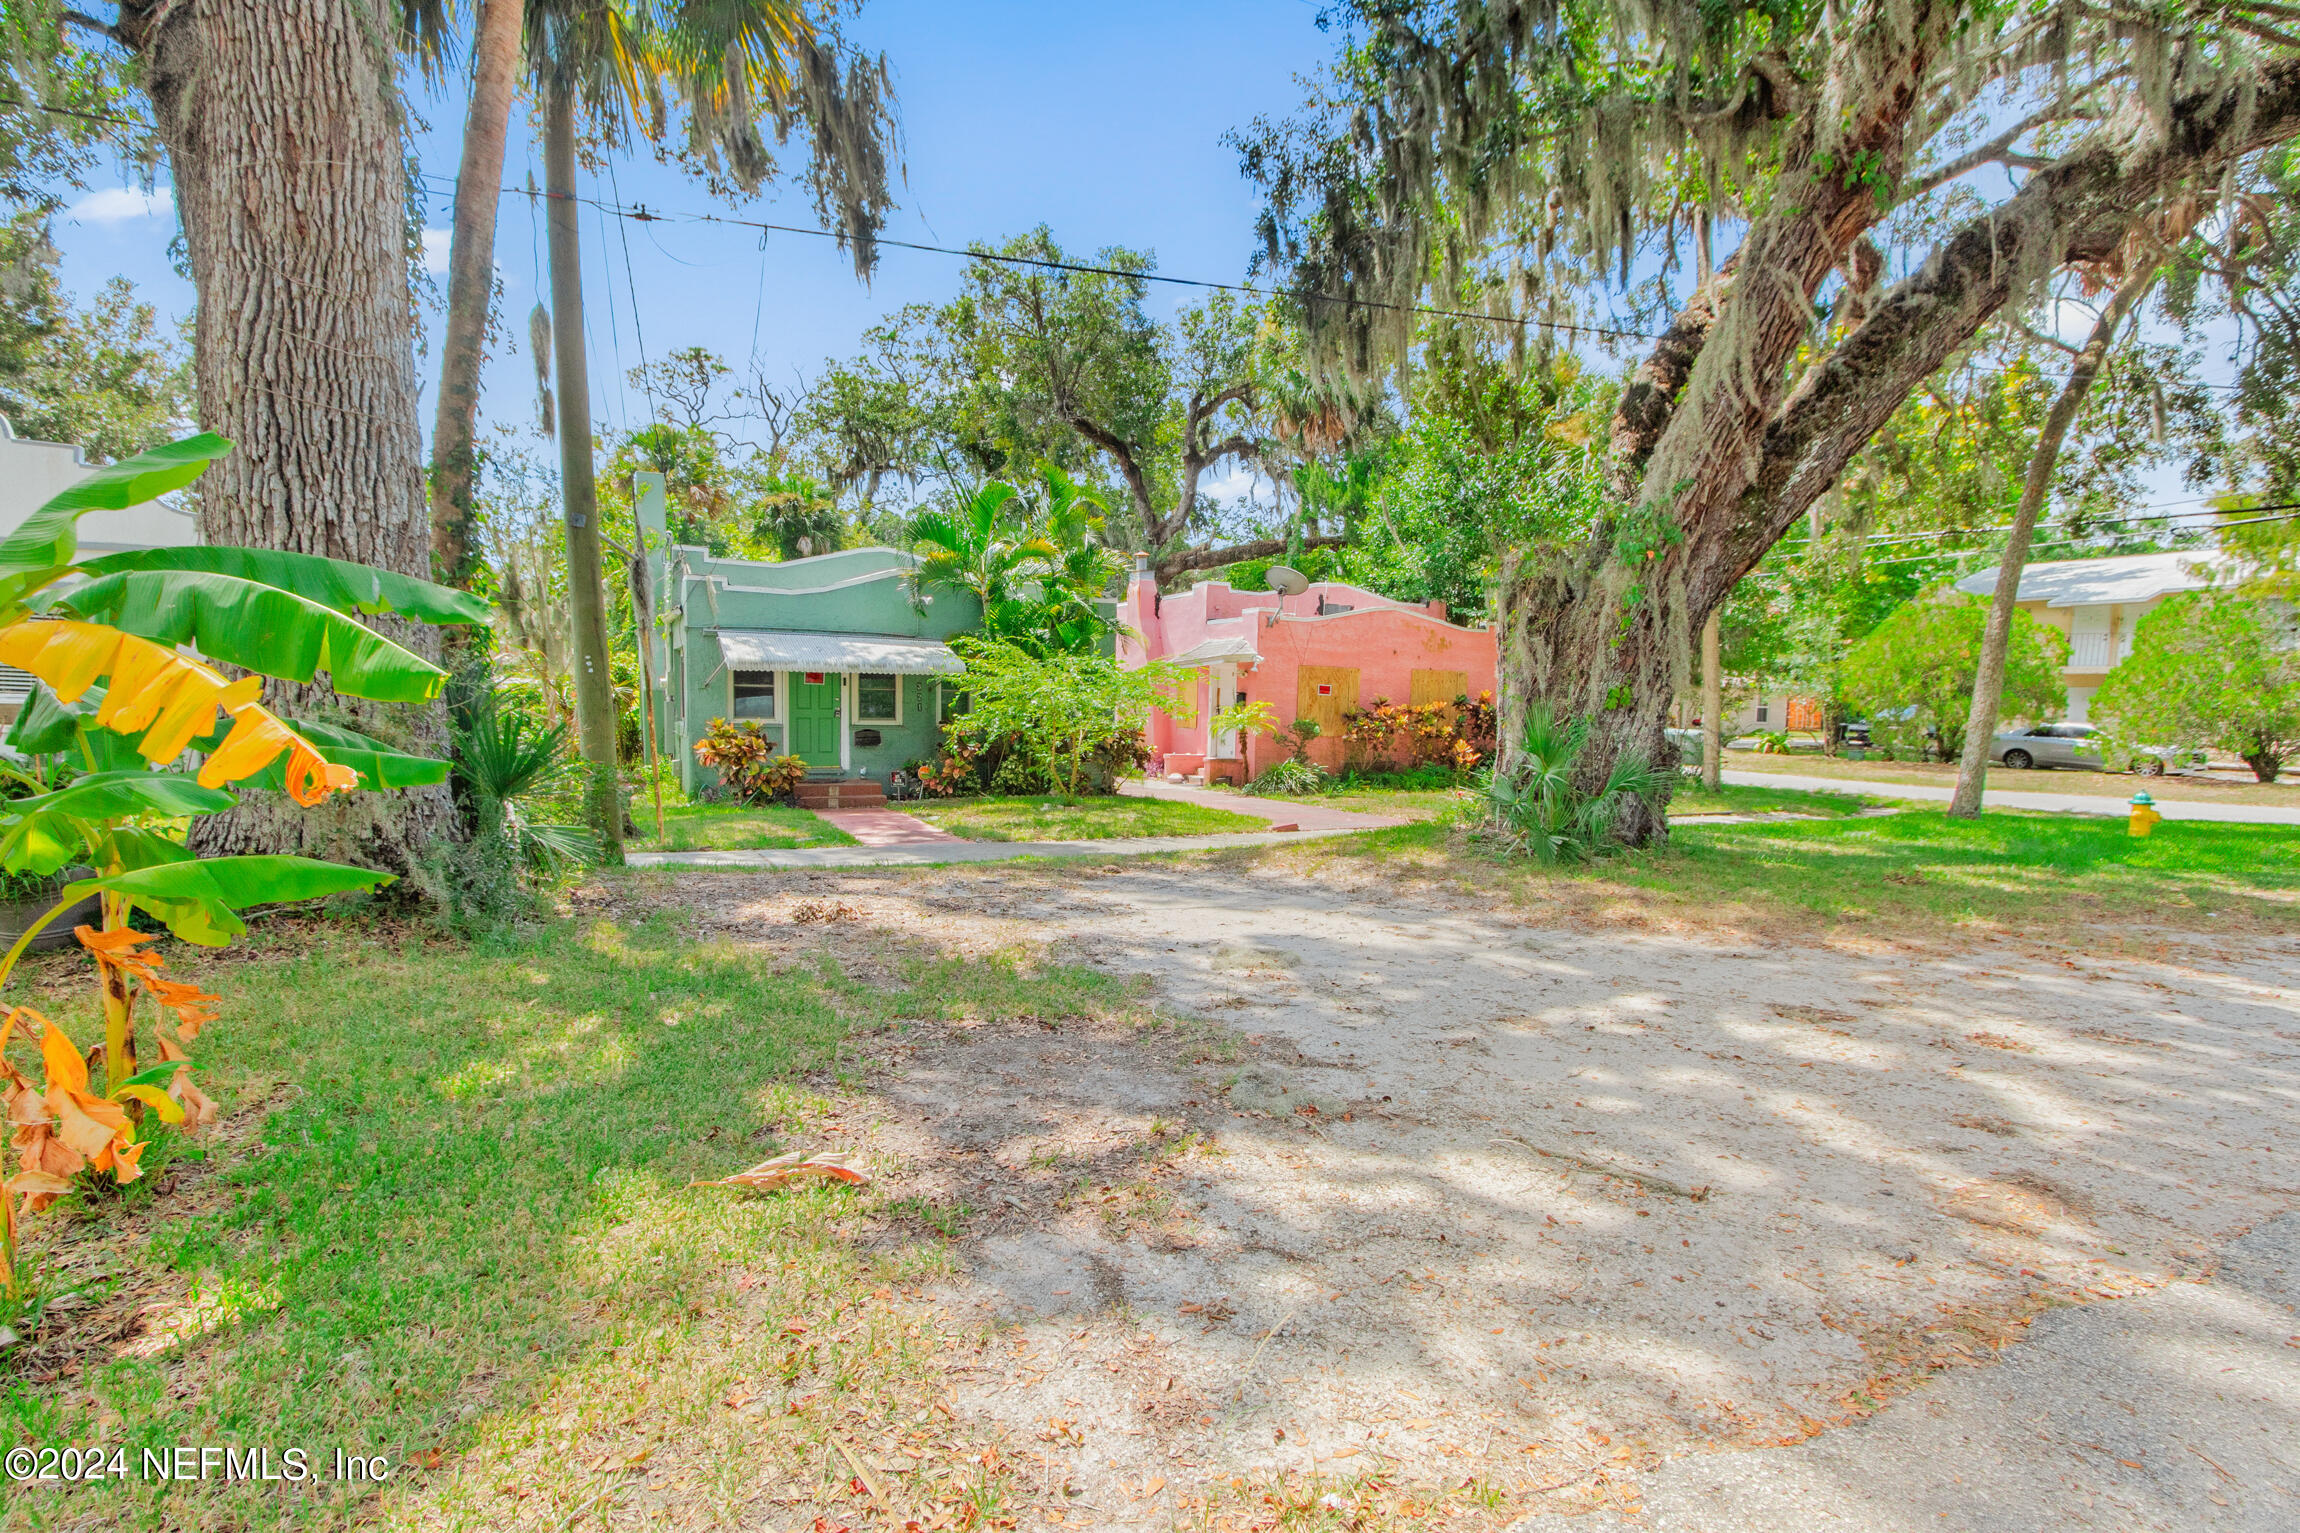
[637,473,979,801]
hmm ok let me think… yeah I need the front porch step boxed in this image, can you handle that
[795,779,884,811]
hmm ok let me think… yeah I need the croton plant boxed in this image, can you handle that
[0,435,486,1296]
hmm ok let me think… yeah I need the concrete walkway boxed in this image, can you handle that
[1509,1213,2300,1533]
[813,806,960,846]
[1724,768,2300,826]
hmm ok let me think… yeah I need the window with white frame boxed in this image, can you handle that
[732,670,778,720]
[855,672,900,724]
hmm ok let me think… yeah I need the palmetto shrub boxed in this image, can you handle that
[1479,704,1665,864]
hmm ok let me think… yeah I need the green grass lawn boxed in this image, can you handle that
[1235,779,1877,822]
[1668,780,1885,818]
[906,793,1266,841]
[0,914,1141,1530]
[626,800,856,852]
[1723,748,2300,806]
[1311,808,2299,937]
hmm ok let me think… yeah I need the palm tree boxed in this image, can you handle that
[429,0,528,601]
[750,470,844,559]
[909,482,1058,613]
[912,467,1123,657]
[506,0,896,860]
[430,0,896,597]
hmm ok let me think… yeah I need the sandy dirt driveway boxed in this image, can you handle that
[649,855,2300,1529]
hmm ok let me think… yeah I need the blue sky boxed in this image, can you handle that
[52,0,1338,467]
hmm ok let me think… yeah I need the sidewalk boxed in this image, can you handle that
[1116,777,1406,831]
[624,824,1377,870]
[1723,768,2300,825]
[627,781,1408,871]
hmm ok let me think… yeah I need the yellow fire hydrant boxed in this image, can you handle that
[2128,790,2162,838]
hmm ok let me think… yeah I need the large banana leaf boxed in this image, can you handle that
[53,569,446,703]
[0,435,231,598]
[184,715,449,792]
[77,547,489,627]
[60,856,393,946]
[108,827,198,871]
[0,771,235,875]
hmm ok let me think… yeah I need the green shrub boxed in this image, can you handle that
[2093,588,2300,782]
[1842,595,2067,761]
[1246,758,1331,797]
[1479,704,1664,863]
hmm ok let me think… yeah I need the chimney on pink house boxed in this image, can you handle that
[1120,551,1160,664]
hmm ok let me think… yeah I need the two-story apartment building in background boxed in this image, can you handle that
[1952,549,2233,722]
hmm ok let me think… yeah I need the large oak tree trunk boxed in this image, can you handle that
[126,0,454,877]
[1497,51,2300,846]
[429,0,527,595]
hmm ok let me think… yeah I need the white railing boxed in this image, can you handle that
[2067,632,2112,671]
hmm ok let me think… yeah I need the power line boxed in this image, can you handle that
[1793,510,2300,573]
[1791,499,2300,554]
[471,175,1667,346]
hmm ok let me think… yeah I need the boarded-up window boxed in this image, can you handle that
[1296,665,1358,767]
[1786,697,1823,732]
[1409,668,1469,717]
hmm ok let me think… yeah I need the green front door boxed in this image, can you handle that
[789,673,841,764]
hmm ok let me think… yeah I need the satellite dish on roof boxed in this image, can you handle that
[1265,565,1309,597]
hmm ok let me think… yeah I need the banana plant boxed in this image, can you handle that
[0,434,486,1301]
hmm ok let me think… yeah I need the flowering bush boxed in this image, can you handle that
[1338,693,1495,774]
[915,747,981,798]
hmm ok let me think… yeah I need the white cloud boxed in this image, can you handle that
[68,186,174,224]
[421,228,452,276]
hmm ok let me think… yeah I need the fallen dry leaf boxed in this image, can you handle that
[691,1150,870,1192]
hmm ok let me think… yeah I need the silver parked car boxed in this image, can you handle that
[1990,722,2105,770]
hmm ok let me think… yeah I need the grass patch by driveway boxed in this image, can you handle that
[0,913,1142,1531]
[906,793,1265,841]
[1655,808,2298,929]
[1724,749,2300,806]
[627,800,856,852]
[1307,808,2299,939]
[1669,781,1887,818]
[1236,779,1878,823]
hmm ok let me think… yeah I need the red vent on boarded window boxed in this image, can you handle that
[1317,683,1333,696]
[804,672,825,685]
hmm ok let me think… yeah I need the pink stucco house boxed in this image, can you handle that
[1117,555,1498,781]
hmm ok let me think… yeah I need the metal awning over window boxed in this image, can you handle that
[713,629,963,676]
[1166,636,1260,668]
